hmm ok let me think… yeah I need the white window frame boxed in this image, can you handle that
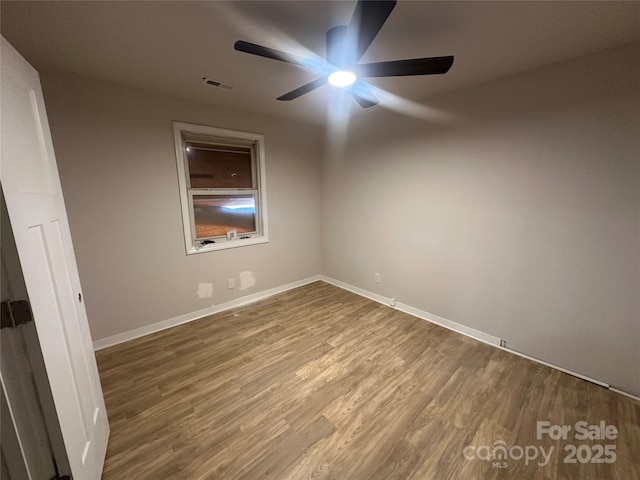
[173,121,269,254]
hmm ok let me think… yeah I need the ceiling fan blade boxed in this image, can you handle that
[234,40,307,66]
[348,81,379,108]
[355,56,454,77]
[350,91,379,109]
[347,0,396,62]
[326,25,351,69]
[277,78,327,101]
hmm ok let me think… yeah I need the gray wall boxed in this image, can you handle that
[41,43,639,396]
[41,72,324,341]
[322,43,640,395]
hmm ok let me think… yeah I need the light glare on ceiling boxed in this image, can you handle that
[328,70,356,87]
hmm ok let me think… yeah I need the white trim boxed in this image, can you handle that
[395,302,501,347]
[172,121,269,255]
[93,275,320,350]
[609,387,640,403]
[319,275,501,347]
[497,346,609,388]
[190,235,268,254]
[319,276,392,307]
[318,275,640,401]
[93,273,640,401]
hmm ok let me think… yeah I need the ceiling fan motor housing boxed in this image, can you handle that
[326,25,355,70]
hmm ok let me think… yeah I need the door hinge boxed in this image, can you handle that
[0,299,34,329]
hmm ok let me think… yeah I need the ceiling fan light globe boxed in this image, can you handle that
[328,70,356,87]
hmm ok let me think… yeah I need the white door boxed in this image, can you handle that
[0,36,109,480]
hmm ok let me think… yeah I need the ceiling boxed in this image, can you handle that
[2,1,639,125]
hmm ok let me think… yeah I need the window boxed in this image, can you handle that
[173,122,268,254]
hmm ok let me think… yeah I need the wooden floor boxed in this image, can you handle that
[96,281,639,479]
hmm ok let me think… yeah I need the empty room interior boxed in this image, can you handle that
[1,1,639,479]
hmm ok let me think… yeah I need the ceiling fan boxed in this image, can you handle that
[234,0,454,108]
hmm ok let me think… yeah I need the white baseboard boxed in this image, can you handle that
[609,387,640,403]
[318,276,394,310]
[319,275,501,347]
[395,301,502,347]
[93,273,640,402]
[498,346,609,388]
[93,275,321,350]
[319,275,639,402]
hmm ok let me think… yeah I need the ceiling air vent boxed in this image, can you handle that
[201,77,236,91]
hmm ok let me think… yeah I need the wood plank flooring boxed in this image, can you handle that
[96,281,640,479]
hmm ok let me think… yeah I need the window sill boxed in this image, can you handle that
[186,235,268,255]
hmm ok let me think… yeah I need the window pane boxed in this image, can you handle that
[187,143,253,189]
[192,194,256,239]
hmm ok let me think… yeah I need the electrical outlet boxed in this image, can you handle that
[228,278,235,289]
[374,273,382,284]
[390,297,396,307]
[500,339,507,348]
